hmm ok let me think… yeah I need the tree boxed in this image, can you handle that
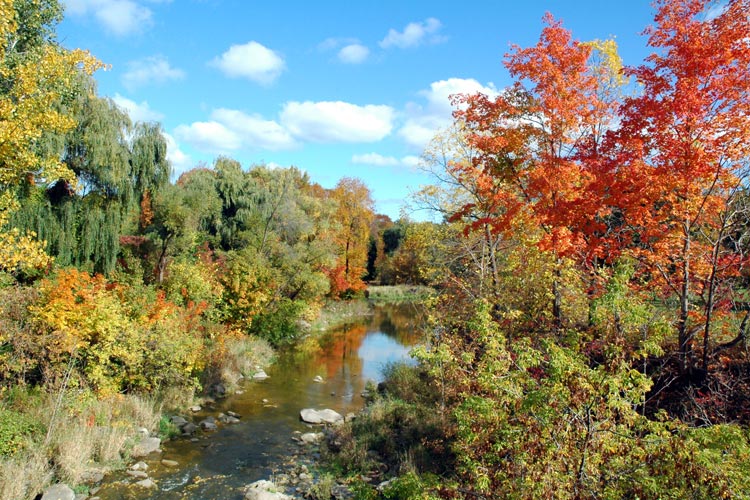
[327,178,374,296]
[614,0,750,371]
[453,16,622,326]
[0,0,101,274]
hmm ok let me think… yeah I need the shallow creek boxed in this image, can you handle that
[95,303,425,499]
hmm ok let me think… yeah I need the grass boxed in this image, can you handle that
[366,285,435,304]
[0,388,163,499]
[309,299,372,332]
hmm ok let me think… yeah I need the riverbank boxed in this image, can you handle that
[2,298,427,499]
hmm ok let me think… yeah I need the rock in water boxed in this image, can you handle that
[299,432,324,444]
[135,478,157,489]
[41,484,75,500]
[243,480,293,500]
[253,370,269,380]
[299,408,343,424]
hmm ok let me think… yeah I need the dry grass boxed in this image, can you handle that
[0,390,164,499]
[0,449,52,500]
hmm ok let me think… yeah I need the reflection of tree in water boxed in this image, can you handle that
[371,303,427,346]
[310,304,426,400]
[311,323,367,402]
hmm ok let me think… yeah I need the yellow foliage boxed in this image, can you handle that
[0,1,103,273]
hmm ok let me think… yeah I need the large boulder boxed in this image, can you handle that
[299,408,343,425]
[243,480,292,500]
[131,436,161,457]
[41,484,75,500]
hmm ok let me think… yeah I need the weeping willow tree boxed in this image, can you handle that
[10,85,171,275]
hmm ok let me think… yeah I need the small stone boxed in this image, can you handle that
[170,415,188,426]
[227,410,241,418]
[126,470,148,479]
[135,478,157,489]
[253,370,269,380]
[299,432,323,445]
[181,422,198,435]
[161,459,179,467]
[220,414,241,424]
[298,472,311,481]
[189,405,202,412]
[236,390,245,395]
[262,399,269,404]
[129,461,149,471]
[313,375,324,383]
[199,417,217,431]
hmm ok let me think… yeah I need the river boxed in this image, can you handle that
[94,302,425,499]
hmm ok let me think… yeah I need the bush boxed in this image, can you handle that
[0,408,44,457]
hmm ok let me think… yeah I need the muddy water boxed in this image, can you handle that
[95,303,425,500]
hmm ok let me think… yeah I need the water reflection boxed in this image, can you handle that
[95,303,425,500]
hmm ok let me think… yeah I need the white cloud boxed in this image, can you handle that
[380,17,446,49]
[162,132,193,178]
[112,93,164,122]
[174,121,241,152]
[211,109,297,151]
[281,101,394,143]
[338,44,370,64]
[122,55,185,90]
[65,0,153,36]
[175,108,296,153]
[211,41,285,85]
[399,78,498,149]
[352,153,400,167]
[351,153,421,169]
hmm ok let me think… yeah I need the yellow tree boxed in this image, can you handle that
[0,0,101,274]
[328,177,374,296]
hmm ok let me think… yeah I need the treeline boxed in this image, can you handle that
[324,0,750,498]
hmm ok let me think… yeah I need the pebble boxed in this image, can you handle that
[161,459,179,467]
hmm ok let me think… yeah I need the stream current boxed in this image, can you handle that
[95,303,425,499]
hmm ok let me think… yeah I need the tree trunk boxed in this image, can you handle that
[677,224,691,373]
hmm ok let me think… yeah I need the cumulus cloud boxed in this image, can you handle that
[174,108,296,153]
[122,55,185,91]
[112,93,164,122]
[380,17,446,49]
[351,153,400,167]
[210,109,297,150]
[174,121,240,152]
[338,43,370,64]
[352,153,420,169]
[399,78,498,149]
[281,101,394,143]
[211,41,285,85]
[162,132,193,178]
[64,0,153,36]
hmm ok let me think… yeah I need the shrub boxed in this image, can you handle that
[0,408,45,457]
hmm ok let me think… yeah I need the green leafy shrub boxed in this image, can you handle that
[0,408,44,457]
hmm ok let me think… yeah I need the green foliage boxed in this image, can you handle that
[0,408,44,457]
[422,300,750,499]
[381,472,440,500]
[157,415,180,440]
[249,298,305,345]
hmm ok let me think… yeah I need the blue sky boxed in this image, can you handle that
[58,0,659,220]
